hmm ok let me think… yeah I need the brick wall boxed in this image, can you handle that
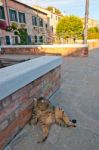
[77,40,99,50]
[0,66,61,150]
[2,45,88,56]
[88,40,99,49]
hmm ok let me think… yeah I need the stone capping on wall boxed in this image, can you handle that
[1,44,88,48]
[0,56,62,100]
[1,44,89,57]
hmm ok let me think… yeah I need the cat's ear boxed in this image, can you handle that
[33,98,37,101]
[33,98,37,106]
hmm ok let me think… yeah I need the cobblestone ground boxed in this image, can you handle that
[5,48,99,150]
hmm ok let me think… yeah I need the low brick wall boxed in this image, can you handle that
[0,56,62,150]
[88,40,99,50]
[1,44,88,57]
[76,39,99,50]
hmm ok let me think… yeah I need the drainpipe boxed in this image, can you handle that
[5,0,10,26]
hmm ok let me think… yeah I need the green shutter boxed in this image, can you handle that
[9,9,12,21]
[23,13,26,23]
[0,6,5,19]
[18,12,21,22]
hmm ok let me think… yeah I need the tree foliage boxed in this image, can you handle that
[88,27,99,39]
[46,6,61,15]
[56,16,83,39]
[17,28,28,45]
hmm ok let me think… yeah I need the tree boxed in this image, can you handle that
[88,27,99,39]
[56,16,83,40]
[46,6,61,15]
[17,28,28,45]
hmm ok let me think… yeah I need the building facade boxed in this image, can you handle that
[82,18,99,28]
[88,18,99,28]
[0,0,53,45]
[32,5,62,43]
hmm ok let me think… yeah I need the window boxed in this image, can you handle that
[28,35,32,44]
[0,6,5,20]
[32,16,37,26]
[45,24,48,29]
[0,37,2,45]
[34,35,37,43]
[39,18,43,27]
[39,36,43,43]
[14,36,19,44]
[9,9,17,22]
[5,36,11,45]
[18,12,26,23]
[51,26,53,32]
[58,17,60,20]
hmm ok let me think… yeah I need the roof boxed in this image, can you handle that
[12,0,48,15]
[32,5,50,15]
[32,5,63,17]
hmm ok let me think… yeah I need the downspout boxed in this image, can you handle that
[5,0,10,26]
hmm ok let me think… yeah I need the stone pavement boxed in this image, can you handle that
[5,48,99,150]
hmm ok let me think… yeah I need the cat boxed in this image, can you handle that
[30,97,77,143]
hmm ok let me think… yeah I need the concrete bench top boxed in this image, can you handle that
[0,56,62,100]
[1,44,88,48]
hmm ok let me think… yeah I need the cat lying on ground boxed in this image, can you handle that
[30,97,77,143]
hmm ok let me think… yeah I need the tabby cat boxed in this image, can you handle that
[30,97,76,143]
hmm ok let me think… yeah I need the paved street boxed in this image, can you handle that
[6,48,99,150]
